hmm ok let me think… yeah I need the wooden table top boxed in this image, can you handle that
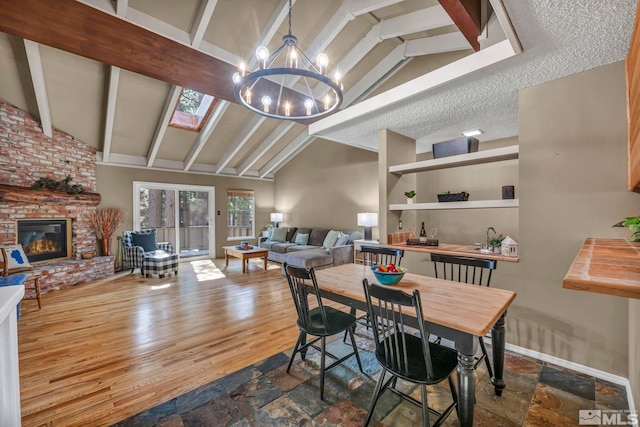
[314,263,517,337]
[563,238,640,299]
[387,242,519,262]
[223,245,268,254]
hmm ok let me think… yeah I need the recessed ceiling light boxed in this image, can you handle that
[462,129,483,137]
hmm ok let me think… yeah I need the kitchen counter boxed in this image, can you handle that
[387,242,519,263]
[563,238,640,298]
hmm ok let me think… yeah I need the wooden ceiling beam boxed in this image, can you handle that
[438,0,482,51]
[0,0,237,102]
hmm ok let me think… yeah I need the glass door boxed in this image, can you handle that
[179,190,211,258]
[134,182,215,260]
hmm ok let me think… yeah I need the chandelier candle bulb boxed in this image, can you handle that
[256,46,269,69]
[317,53,328,75]
[261,96,271,113]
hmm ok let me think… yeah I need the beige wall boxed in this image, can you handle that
[516,61,636,376]
[273,138,379,235]
[391,137,521,277]
[96,165,275,256]
[379,129,417,241]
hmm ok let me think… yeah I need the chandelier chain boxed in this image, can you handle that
[288,0,292,36]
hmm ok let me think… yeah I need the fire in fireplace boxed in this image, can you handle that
[17,218,72,263]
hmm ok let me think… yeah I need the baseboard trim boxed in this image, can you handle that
[502,341,635,412]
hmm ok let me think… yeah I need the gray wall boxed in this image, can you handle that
[273,139,379,235]
[96,165,275,256]
[516,61,637,376]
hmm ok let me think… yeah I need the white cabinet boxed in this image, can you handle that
[353,239,379,264]
[388,145,519,211]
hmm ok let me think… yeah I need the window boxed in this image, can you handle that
[169,88,217,132]
[227,189,255,240]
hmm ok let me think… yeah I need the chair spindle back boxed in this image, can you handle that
[361,246,404,267]
[284,263,328,329]
[431,253,496,287]
[362,278,434,379]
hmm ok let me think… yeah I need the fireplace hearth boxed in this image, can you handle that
[17,218,72,263]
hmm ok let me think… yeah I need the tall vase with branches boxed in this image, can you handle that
[89,208,126,256]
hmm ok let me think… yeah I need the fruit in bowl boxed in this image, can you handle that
[371,264,407,285]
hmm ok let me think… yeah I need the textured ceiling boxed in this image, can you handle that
[310,0,638,153]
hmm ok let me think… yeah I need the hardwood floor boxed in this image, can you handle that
[17,258,299,427]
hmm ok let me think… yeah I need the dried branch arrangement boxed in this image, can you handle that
[89,208,126,240]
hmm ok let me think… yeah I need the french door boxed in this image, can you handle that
[133,182,215,260]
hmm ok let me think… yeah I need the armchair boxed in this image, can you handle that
[0,245,42,310]
[122,230,178,278]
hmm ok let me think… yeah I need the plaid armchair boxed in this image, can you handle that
[122,229,174,273]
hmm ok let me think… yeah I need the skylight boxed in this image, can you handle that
[169,88,216,132]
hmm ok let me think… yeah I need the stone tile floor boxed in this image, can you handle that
[114,327,629,426]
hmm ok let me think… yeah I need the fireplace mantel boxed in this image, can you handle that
[0,184,100,206]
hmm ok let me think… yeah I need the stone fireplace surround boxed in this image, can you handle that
[0,99,114,296]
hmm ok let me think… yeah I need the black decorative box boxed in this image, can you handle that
[432,137,479,159]
[437,192,469,202]
[407,239,439,246]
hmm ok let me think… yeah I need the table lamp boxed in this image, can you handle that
[270,212,284,228]
[357,212,378,241]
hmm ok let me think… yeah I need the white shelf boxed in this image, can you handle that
[390,199,519,210]
[389,145,519,174]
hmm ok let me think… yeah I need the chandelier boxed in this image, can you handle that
[232,0,343,121]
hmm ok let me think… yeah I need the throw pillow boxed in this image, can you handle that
[0,244,31,270]
[132,232,157,252]
[295,233,309,245]
[267,228,273,240]
[270,227,288,242]
[322,230,340,248]
[335,232,349,246]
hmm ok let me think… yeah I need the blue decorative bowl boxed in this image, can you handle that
[371,266,407,285]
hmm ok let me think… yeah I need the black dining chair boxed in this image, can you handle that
[431,253,497,378]
[345,246,405,343]
[360,246,404,267]
[283,262,364,400]
[362,278,458,427]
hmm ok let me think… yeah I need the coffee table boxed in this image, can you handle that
[223,246,269,273]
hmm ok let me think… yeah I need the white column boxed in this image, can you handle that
[0,285,25,427]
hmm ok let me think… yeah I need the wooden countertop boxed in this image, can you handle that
[563,238,640,298]
[387,242,519,263]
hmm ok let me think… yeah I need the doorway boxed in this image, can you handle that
[133,182,215,260]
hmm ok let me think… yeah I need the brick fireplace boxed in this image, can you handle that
[0,99,114,295]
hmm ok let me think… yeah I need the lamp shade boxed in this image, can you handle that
[357,213,378,227]
[270,212,284,223]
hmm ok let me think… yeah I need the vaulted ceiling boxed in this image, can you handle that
[0,1,636,181]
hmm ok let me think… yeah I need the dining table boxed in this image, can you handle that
[313,263,517,427]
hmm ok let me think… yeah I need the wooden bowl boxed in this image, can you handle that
[82,252,95,259]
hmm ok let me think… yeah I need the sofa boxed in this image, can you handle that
[258,227,362,270]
